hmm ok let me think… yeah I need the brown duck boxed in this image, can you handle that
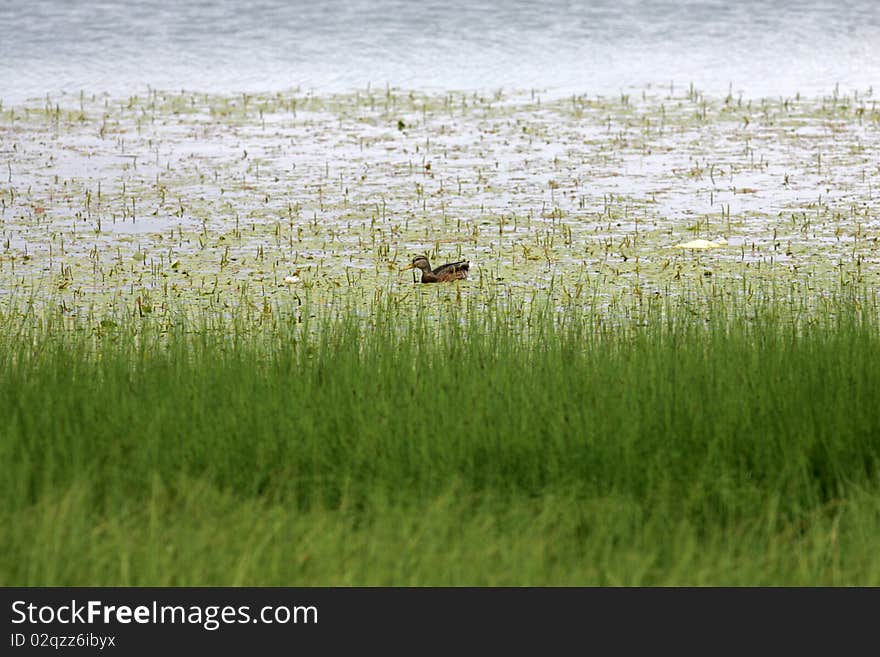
[401,255,469,283]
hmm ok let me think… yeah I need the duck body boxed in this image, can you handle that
[403,256,469,283]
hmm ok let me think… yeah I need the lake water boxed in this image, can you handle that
[1,0,879,103]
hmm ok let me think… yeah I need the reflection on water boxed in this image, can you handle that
[1,0,879,101]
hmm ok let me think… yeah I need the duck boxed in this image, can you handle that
[401,255,469,283]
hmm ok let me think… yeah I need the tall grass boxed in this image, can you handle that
[1,292,879,585]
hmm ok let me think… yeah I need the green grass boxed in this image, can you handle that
[1,293,880,585]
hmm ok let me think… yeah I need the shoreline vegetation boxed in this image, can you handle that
[1,84,879,585]
[2,291,880,585]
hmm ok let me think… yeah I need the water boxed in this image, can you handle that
[1,0,879,102]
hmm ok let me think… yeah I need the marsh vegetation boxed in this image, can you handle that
[1,84,879,585]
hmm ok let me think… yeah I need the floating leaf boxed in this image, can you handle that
[673,239,727,250]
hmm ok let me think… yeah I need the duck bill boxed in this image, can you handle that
[400,263,415,271]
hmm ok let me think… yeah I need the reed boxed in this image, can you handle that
[1,291,878,585]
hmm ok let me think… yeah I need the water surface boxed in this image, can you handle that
[2,0,878,102]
